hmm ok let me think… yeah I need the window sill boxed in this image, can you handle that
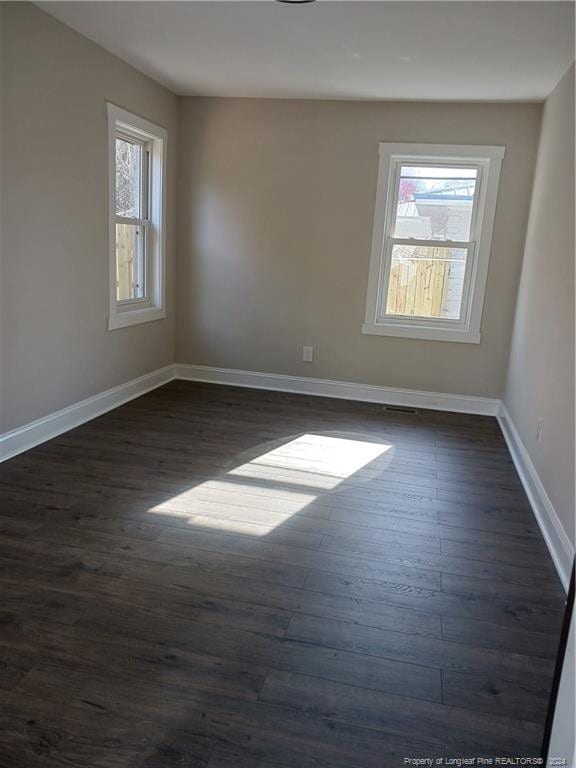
[362,322,481,344]
[108,306,166,331]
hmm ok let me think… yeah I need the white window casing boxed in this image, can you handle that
[107,103,167,331]
[363,143,505,344]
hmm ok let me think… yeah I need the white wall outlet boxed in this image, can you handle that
[536,417,544,442]
[302,345,314,363]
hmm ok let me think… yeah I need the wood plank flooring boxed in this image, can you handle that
[0,381,567,767]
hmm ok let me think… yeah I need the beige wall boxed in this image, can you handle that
[176,97,541,397]
[0,3,178,433]
[1,4,568,464]
[504,65,575,544]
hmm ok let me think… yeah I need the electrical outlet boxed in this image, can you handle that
[302,345,314,363]
[536,418,544,442]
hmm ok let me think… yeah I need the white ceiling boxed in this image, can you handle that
[38,1,575,101]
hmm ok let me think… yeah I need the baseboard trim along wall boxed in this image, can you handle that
[0,363,501,464]
[0,365,174,462]
[1,362,571,592]
[174,363,501,416]
[498,403,575,592]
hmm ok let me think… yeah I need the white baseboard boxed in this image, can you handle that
[2,362,571,594]
[174,363,500,416]
[0,363,498,463]
[0,365,175,462]
[498,403,574,592]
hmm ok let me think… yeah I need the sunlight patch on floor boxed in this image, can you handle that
[147,431,394,535]
[229,433,392,489]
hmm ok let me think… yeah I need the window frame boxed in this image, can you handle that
[107,103,167,331]
[363,143,505,344]
[115,130,150,304]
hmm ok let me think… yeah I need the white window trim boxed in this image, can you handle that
[107,103,167,331]
[363,143,505,344]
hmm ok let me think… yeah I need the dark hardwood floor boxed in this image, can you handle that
[0,381,567,767]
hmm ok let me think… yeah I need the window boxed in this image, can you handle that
[363,143,505,343]
[107,103,167,330]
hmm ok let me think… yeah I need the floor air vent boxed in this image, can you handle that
[382,405,419,415]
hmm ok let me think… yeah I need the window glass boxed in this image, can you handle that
[115,223,145,301]
[385,244,468,320]
[115,138,141,219]
[393,165,477,242]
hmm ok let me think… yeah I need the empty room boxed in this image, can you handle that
[0,0,574,765]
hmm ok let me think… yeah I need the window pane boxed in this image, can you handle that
[394,165,477,241]
[115,138,141,218]
[385,244,468,320]
[116,223,145,301]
